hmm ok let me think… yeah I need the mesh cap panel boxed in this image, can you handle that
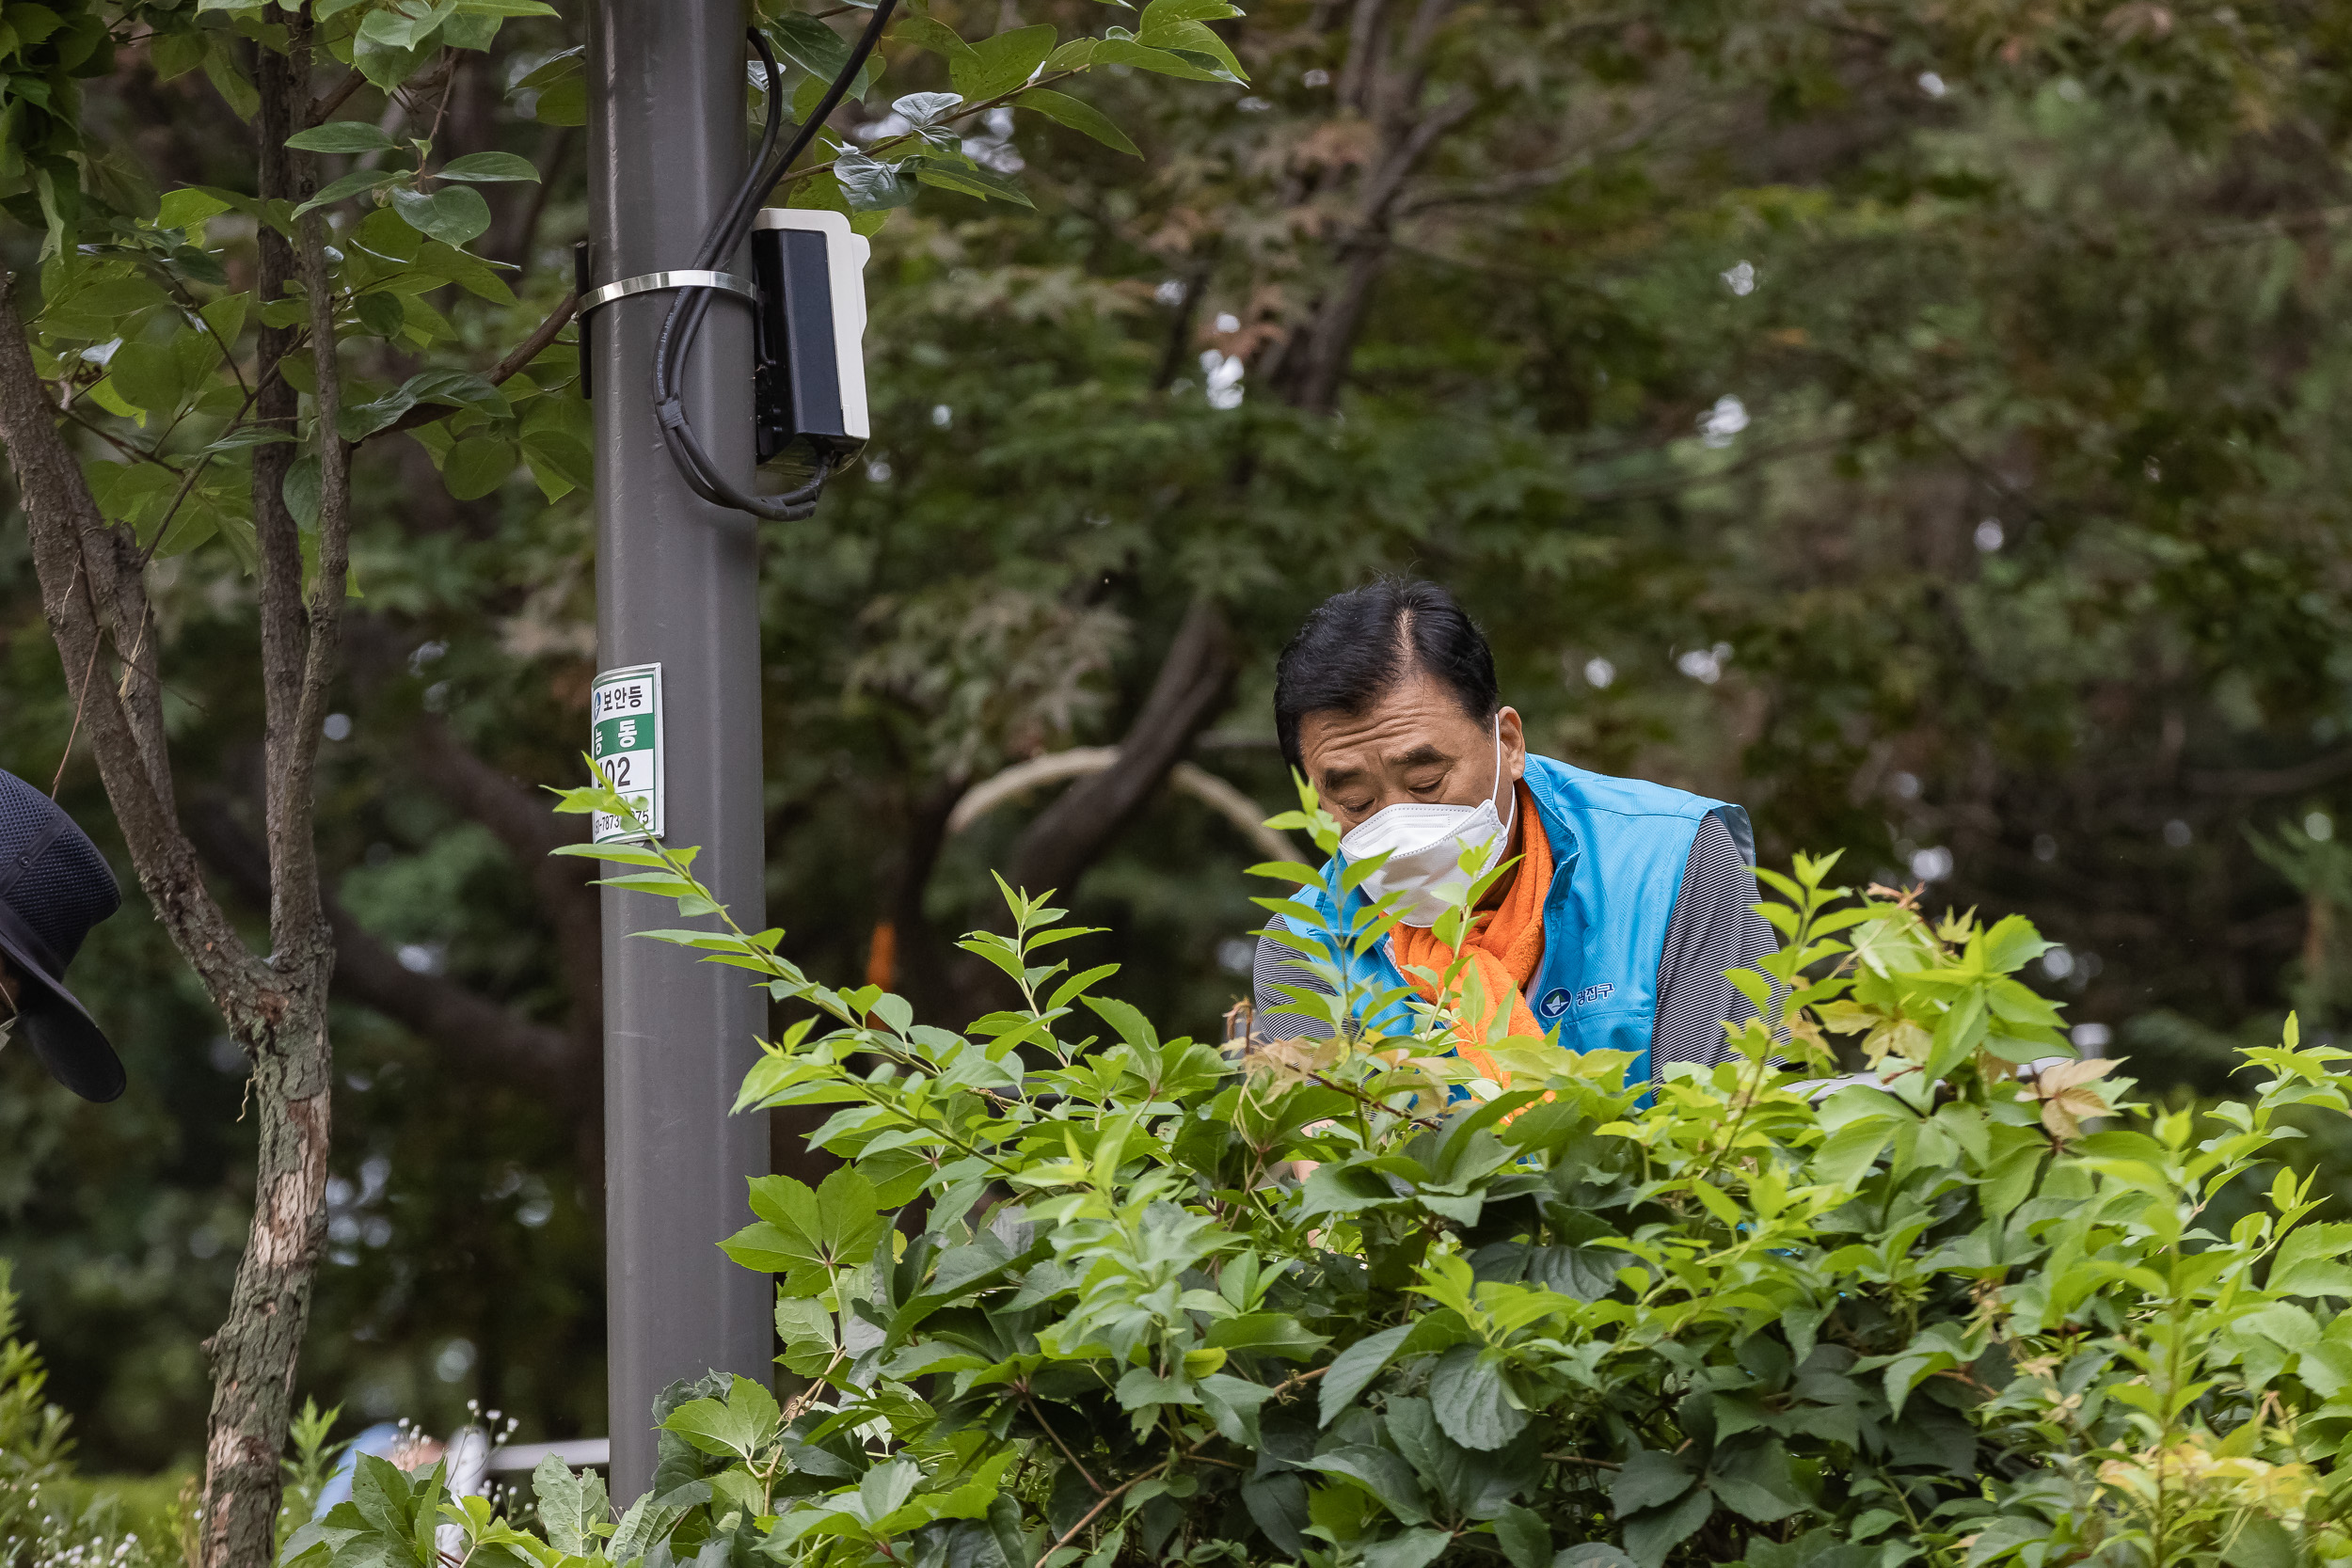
[0,769,120,971]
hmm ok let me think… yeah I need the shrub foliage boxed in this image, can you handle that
[278,779,2352,1568]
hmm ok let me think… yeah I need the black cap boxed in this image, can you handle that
[0,769,124,1101]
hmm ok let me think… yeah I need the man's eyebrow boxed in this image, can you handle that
[1389,743,1452,769]
[1316,762,1368,790]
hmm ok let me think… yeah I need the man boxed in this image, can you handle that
[1252,579,1772,1088]
[0,768,126,1101]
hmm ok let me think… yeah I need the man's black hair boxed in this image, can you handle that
[1274,578,1499,769]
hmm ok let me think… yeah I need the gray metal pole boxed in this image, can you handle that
[585,0,771,1501]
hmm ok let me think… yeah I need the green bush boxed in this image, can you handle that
[284,777,2352,1568]
[0,1262,342,1567]
[1,1261,177,1568]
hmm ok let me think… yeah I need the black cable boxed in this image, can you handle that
[650,4,899,521]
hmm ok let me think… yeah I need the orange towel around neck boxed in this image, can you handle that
[1389,783,1550,1082]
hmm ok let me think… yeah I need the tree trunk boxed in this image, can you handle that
[198,21,345,1566]
[199,988,333,1568]
[0,19,346,1564]
[0,263,337,1568]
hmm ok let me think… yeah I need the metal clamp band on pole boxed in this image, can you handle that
[579,269,758,316]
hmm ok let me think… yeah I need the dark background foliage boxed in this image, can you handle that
[9,0,2352,1475]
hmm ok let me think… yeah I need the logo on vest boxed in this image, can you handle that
[1536,988,1570,1019]
[1575,982,1616,1006]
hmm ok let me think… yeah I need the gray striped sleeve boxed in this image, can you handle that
[1649,811,1778,1074]
[1251,915,1335,1041]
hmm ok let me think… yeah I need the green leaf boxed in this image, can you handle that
[1492,1504,1550,1568]
[1195,1372,1273,1449]
[606,1490,691,1563]
[660,1374,780,1460]
[519,430,593,497]
[437,151,541,183]
[409,239,518,305]
[1978,913,2053,974]
[288,120,401,154]
[893,90,965,126]
[353,291,406,341]
[2224,1516,2301,1568]
[1814,1117,1896,1187]
[1620,1489,1711,1568]
[283,453,322,529]
[1427,1343,1528,1450]
[532,76,586,125]
[401,369,513,419]
[950,24,1055,101]
[514,45,583,90]
[1013,88,1139,154]
[1556,1549,1639,1568]
[1359,1529,1452,1568]
[835,150,917,211]
[294,168,401,214]
[2270,1221,2352,1296]
[771,11,857,75]
[890,15,977,62]
[441,436,515,499]
[909,155,1032,208]
[203,47,260,119]
[1134,9,1247,79]
[861,1460,921,1524]
[107,341,184,416]
[155,186,234,230]
[530,1455,608,1557]
[1137,0,1243,20]
[1610,1450,1695,1516]
[1087,38,1232,82]
[151,30,206,83]
[1318,1323,1411,1425]
[1301,1449,1430,1527]
[390,184,493,245]
[1707,1438,1804,1524]
[1203,1312,1327,1362]
[722,1168,888,1295]
[359,0,457,52]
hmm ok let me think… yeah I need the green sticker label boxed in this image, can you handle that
[589,664,663,842]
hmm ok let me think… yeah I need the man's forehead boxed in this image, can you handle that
[1300,678,1481,768]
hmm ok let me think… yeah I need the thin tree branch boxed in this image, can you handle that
[0,281,251,990]
[310,65,367,125]
[185,798,584,1089]
[380,291,577,436]
[276,169,354,942]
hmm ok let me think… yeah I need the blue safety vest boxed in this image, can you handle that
[1286,754,1751,1087]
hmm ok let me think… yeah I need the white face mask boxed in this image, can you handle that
[1337,717,1517,927]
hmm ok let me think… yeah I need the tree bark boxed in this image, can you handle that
[191,20,350,1567]
[0,19,349,1565]
[0,261,331,1568]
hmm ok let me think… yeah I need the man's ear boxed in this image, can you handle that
[1499,705,1528,781]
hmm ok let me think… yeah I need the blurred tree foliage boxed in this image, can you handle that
[8,0,2352,1479]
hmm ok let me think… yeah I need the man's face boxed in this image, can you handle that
[1297,670,1526,835]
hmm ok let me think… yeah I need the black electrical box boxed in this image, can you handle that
[750,210,870,469]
